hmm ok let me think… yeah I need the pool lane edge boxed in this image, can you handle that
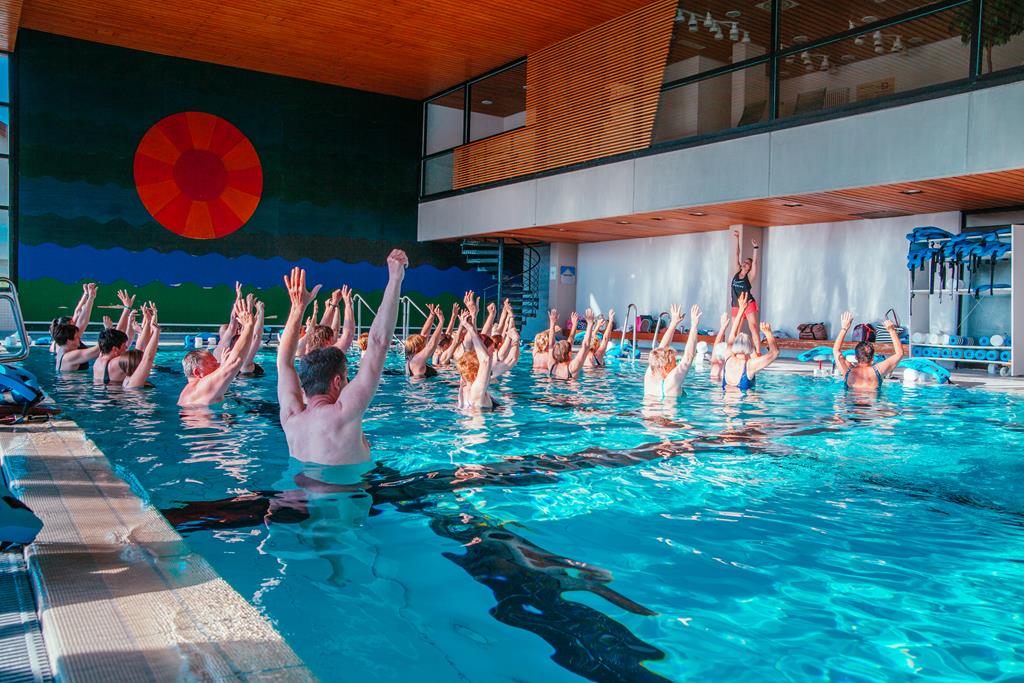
[0,414,317,683]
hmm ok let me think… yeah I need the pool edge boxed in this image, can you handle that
[0,413,318,683]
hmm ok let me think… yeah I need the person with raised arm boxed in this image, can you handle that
[645,305,702,399]
[54,283,101,371]
[432,303,460,368]
[548,309,596,380]
[832,311,904,391]
[532,309,559,372]
[178,298,257,407]
[277,252,406,466]
[722,293,779,390]
[585,309,616,367]
[120,304,161,389]
[709,311,731,382]
[213,282,244,362]
[92,289,138,384]
[456,313,500,411]
[731,230,762,355]
[405,303,444,379]
[239,300,267,377]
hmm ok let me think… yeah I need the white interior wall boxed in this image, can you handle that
[575,211,963,337]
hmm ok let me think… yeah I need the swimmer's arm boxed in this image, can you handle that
[319,290,337,327]
[126,322,160,388]
[749,238,760,279]
[833,311,852,374]
[63,345,101,366]
[439,328,463,365]
[463,318,493,393]
[659,305,683,349]
[681,305,702,367]
[74,284,97,332]
[874,319,905,376]
[214,292,240,360]
[501,330,521,367]
[445,304,459,336]
[568,314,595,374]
[114,290,135,334]
[336,286,355,352]
[713,312,728,348]
[414,310,445,364]
[342,250,405,412]
[278,270,319,418]
[727,293,747,344]
[71,285,89,327]
[748,323,779,374]
[218,316,255,379]
[479,303,497,337]
[419,307,435,337]
[545,309,557,360]
[597,310,616,355]
[241,301,265,369]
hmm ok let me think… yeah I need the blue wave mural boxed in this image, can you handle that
[20,243,494,296]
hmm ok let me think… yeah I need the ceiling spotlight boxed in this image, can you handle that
[891,36,903,52]
[725,10,741,18]
[820,55,830,70]
[801,50,811,63]
[704,11,713,28]
[854,34,865,46]
[675,8,685,22]
[730,23,740,41]
[901,189,924,195]
[688,12,699,32]
[783,202,803,207]
[848,19,856,30]
[862,15,878,24]
[617,220,631,224]
[742,30,751,44]
[714,25,724,40]
[558,228,566,232]
[690,212,707,217]
[873,30,883,45]
[481,99,493,105]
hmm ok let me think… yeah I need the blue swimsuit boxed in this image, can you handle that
[845,366,882,390]
[722,362,755,390]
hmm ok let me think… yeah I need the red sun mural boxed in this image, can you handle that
[134,112,263,239]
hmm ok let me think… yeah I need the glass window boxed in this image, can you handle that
[0,105,8,155]
[978,1,1024,75]
[424,88,465,156]
[652,61,769,143]
[778,6,970,118]
[779,0,940,49]
[468,62,527,142]
[0,158,8,207]
[664,1,772,82]
[0,209,8,277]
[0,54,8,103]
[422,152,454,196]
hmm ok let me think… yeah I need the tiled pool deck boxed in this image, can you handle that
[0,415,316,682]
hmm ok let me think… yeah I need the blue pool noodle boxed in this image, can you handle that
[951,349,963,359]
[940,348,952,358]
[964,349,975,360]
[986,350,999,361]
[1000,351,1012,362]
[979,336,991,346]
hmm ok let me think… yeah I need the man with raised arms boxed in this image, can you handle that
[177,298,258,407]
[277,250,406,465]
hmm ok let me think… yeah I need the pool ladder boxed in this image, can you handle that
[619,303,638,362]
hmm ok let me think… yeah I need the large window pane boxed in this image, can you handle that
[978,1,1024,75]
[422,152,454,196]
[424,88,465,156]
[468,62,526,142]
[664,1,772,81]
[0,105,8,155]
[0,54,8,103]
[652,61,769,143]
[778,6,969,119]
[779,0,940,49]
[0,209,8,277]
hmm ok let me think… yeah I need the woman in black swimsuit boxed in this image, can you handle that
[731,230,762,355]
[53,322,99,372]
[405,304,444,379]
[548,309,597,380]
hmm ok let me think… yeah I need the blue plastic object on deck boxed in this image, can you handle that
[898,358,951,384]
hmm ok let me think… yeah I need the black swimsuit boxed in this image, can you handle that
[407,361,438,379]
[731,272,754,307]
[548,364,574,380]
[55,348,89,372]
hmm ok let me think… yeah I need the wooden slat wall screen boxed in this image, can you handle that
[452,0,676,190]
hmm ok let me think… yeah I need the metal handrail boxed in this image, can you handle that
[399,296,429,340]
[650,311,671,349]
[620,303,638,362]
[0,278,30,363]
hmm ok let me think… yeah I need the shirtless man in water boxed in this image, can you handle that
[277,250,405,465]
[177,298,258,407]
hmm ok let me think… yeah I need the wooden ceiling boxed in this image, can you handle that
[481,169,1024,242]
[11,0,657,99]
[0,0,22,51]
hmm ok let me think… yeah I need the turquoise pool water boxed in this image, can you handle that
[23,348,1024,682]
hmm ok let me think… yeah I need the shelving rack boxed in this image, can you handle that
[908,224,1021,376]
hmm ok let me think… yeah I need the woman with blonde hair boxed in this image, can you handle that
[547,308,596,380]
[119,305,162,389]
[644,304,702,399]
[722,292,779,390]
[585,309,615,368]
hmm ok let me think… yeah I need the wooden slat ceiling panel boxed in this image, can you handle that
[17,0,658,98]
[0,0,23,50]
[451,0,677,189]
[473,169,1024,242]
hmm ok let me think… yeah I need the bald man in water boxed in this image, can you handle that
[276,250,406,465]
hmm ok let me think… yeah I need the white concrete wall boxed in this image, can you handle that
[575,212,961,337]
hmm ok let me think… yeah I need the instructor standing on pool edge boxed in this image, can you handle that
[731,229,762,355]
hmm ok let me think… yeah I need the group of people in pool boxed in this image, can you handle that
[46,237,903,468]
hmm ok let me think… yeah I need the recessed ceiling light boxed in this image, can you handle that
[725,10,741,18]
[862,15,878,23]
[481,99,493,105]
[901,189,924,195]
[783,202,803,207]
[616,220,631,224]
[793,34,808,43]
[558,228,566,232]
[651,217,665,221]
[690,212,707,217]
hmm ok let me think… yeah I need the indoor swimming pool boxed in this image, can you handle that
[24,349,1024,682]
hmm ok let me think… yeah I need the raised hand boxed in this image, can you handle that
[341,285,352,305]
[86,283,98,297]
[102,315,113,329]
[487,302,496,316]
[463,291,475,308]
[237,306,254,327]
[737,291,749,309]
[669,303,683,321]
[719,312,729,329]
[883,318,897,331]
[841,311,854,330]
[760,321,773,335]
[255,300,265,316]
[117,289,135,308]
[690,304,702,325]
[330,288,343,306]
[584,308,595,324]
[569,311,580,330]
[387,249,409,281]
[751,238,760,248]
[235,281,243,301]
[283,267,322,310]
[548,308,558,324]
